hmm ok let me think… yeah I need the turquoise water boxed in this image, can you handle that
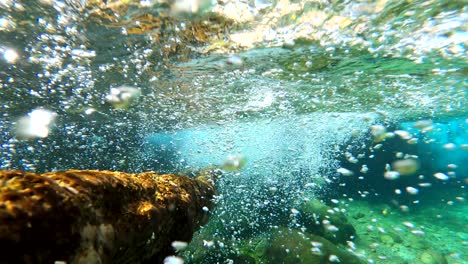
[0,0,467,263]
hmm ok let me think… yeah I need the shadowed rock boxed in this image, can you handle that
[0,169,218,264]
[264,228,363,264]
[298,199,357,245]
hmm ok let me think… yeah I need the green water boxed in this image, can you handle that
[0,0,467,263]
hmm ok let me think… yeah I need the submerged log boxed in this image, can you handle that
[0,169,218,264]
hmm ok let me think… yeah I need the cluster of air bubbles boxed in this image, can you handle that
[0,0,24,10]
[221,154,246,172]
[336,118,466,215]
[170,0,212,15]
[369,125,391,143]
[15,109,57,139]
[0,17,15,31]
[105,86,142,109]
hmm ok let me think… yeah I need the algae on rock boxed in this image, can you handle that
[260,228,363,264]
[298,199,357,245]
[0,169,218,263]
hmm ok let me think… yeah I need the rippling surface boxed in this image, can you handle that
[0,0,467,263]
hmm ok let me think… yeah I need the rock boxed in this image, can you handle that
[380,230,403,245]
[382,255,409,264]
[0,169,218,264]
[262,228,363,264]
[228,254,257,264]
[419,250,448,264]
[298,199,357,244]
[380,234,395,245]
[353,212,366,219]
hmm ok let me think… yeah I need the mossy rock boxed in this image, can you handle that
[380,234,395,245]
[298,199,357,244]
[419,250,448,264]
[229,253,258,264]
[381,255,409,264]
[260,228,363,264]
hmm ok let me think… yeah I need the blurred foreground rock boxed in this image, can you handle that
[0,170,217,264]
[259,228,363,264]
[298,199,357,244]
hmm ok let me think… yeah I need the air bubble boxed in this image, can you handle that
[433,172,449,181]
[2,48,19,63]
[337,167,353,176]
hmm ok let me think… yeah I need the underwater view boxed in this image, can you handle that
[0,0,467,263]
